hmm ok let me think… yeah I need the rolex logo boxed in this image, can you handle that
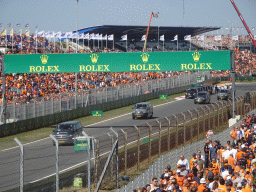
[141,53,150,63]
[90,54,99,64]
[192,52,201,62]
[40,54,49,64]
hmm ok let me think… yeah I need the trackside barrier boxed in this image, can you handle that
[0,73,213,137]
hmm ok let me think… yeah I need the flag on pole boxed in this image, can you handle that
[16,23,20,27]
[174,35,178,41]
[49,31,55,38]
[215,35,221,41]
[141,35,146,41]
[94,33,100,40]
[121,34,127,41]
[1,28,7,36]
[79,33,84,39]
[84,33,90,39]
[55,31,61,38]
[108,34,114,41]
[7,23,11,27]
[90,33,95,39]
[241,27,244,30]
[72,32,78,38]
[25,24,29,28]
[9,28,13,36]
[18,29,22,36]
[66,32,72,38]
[99,34,103,40]
[102,34,108,40]
[45,31,50,38]
[0,23,2,27]
[160,35,165,41]
[24,29,30,37]
[38,30,45,37]
[252,28,255,31]
[232,35,238,41]
[184,35,191,41]
[34,29,38,38]
[197,35,204,41]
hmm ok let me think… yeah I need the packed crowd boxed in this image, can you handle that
[132,114,256,192]
[0,33,255,104]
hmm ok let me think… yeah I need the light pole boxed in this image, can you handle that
[228,20,237,49]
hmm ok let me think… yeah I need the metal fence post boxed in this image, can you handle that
[107,132,114,181]
[165,117,171,152]
[95,139,100,185]
[206,105,211,130]
[82,131,91,192]
[181,112,186,145]
[173,114,178,148]
[156,119,161,157]
[110,127,119,189]
[211,104,216,130]
[194,108,199,141]
[134,126,140,172]
[146,122,152,165]
[14,138,23,192]
[121,129,127,176]
[216,103,220,129]
[49,134,59,192]
[188,110,193,144]
[201,107,205,133]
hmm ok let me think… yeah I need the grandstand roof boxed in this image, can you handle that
[75,25,220,40]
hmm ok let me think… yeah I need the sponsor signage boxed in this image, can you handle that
[159,95,168,99]
[4,51,230,73]
[92,111,103,117]
[197,76,201,80]
[74,139,88,151]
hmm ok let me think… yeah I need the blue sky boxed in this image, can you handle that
[1,0,256,35]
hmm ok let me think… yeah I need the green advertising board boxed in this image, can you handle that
[197,76,201,80]
[159,95,168,99]
[4,51,230,73]
[74,139,88,151]
[92,111,103,117]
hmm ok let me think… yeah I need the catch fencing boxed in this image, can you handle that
[96,94,252,191]
[117,107,256,192]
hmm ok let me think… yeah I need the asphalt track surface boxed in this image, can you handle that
[0,83,255,191]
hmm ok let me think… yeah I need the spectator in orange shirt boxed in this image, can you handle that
[197,178,207,192]
[230,127,237,146]
[227,153,236,170]
[174,170,185,187]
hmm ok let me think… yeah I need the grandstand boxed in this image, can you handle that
[0,24,256,105]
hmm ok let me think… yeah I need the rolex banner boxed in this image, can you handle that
[4,51,231,74]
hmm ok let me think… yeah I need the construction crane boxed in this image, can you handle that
[230,0,256,48]
[143,12,159,52]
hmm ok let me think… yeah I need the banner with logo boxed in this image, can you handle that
[4,51,231,74]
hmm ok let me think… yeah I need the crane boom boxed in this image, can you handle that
[143,12,159,52]
[230,0,256,48]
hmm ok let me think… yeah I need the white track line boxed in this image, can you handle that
[1,97,184,153]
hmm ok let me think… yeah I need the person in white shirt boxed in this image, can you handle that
[230,146,238,160]
[177,155,190,170]
[221,165,229,178]
[222,147,232,160]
